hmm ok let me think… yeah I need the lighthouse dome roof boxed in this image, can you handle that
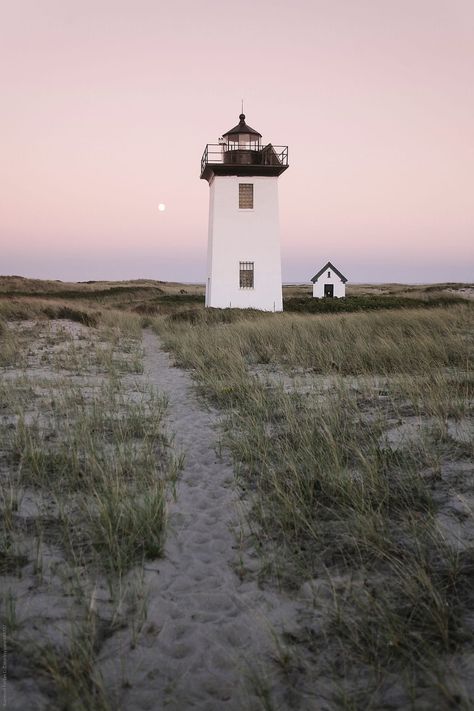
[222,114,262,138]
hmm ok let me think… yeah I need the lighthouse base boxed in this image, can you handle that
[205,175,283,313]
[206,291,283,312]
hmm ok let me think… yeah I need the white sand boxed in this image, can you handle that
[99,331,313,710]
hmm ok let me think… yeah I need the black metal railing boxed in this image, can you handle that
[201,144,288,176]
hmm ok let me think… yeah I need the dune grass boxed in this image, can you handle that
[1,282,472,708]
[153,303,474,708]
[158,304,471,376]
[0,313,181,708]
[1,275,470,324]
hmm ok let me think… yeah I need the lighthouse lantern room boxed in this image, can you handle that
[201,113,288,311]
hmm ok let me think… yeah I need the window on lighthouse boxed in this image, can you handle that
[239,262,254,288]
[239,183,253,209]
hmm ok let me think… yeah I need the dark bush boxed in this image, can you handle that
[283,295,467,314]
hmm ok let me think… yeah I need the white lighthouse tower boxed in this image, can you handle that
[201,113,288,311]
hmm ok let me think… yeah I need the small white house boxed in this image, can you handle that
[310,262,348,298]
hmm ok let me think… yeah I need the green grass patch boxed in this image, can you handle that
[284,294,467,313]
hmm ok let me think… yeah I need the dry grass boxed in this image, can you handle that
[1,279,473,709]
[0,274,205,296]
[152,302,474,708]
[0,312,181,708]
[155,305,471,383]
[0,276,471,325]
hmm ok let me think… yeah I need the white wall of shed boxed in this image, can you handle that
[312,277,346,298]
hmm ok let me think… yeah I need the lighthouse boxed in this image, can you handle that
[201,113,288,311]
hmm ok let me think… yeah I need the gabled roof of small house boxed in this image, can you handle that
[223,113,262,138]
[310,262,348,284]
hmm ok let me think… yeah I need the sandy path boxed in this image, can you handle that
[103,331,309,710]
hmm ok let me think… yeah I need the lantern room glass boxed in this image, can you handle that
[225,133,260,151]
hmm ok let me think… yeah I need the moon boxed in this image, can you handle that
[158,203,166,212]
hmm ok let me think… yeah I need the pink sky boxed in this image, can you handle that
[1,0,473,283]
